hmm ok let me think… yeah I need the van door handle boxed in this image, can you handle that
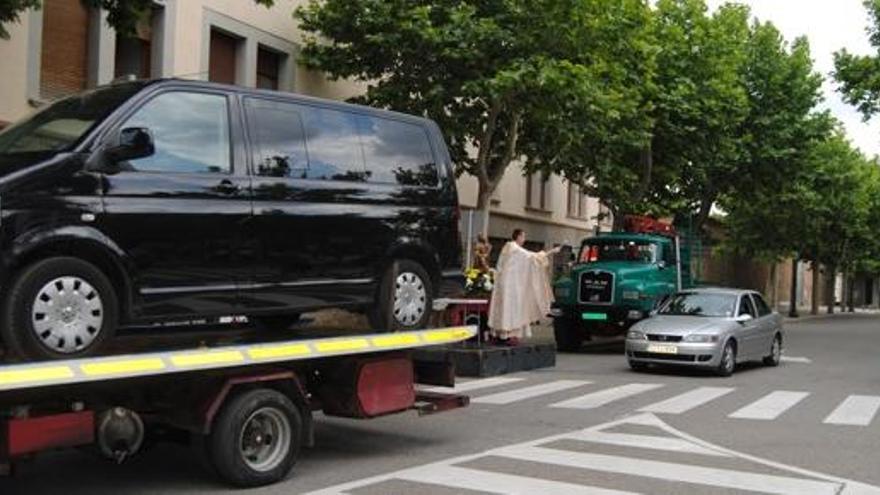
[216,180,241,195]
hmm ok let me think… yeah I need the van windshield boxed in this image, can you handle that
[0,83,145,155]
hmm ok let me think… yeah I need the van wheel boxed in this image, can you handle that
[371,260,433,332]
[1,257,118,361]
[553,316,582,352]
[208,388,302,488]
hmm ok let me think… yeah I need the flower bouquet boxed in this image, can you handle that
[464,268,494,297]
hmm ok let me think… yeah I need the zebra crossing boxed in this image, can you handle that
[421,376,880,427]
[304,412,880,495]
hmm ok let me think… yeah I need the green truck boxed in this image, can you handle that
[551,217,693,351]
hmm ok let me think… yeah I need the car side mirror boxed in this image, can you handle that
[735,314,753,324]
[107,127,154,162]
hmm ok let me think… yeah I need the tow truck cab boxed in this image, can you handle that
[551,217,691,351]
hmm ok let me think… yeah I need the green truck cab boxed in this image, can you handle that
[551,218,692,351]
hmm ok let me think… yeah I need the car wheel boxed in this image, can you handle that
[763,334,782,367]
[553,316,582,352]
[371,260,433,332]
[715,340,736,377]
[208,389,302,488]
[1,257,118,361]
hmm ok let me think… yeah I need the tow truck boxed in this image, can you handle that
[0,324,475,487]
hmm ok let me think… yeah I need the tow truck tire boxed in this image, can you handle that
[370,259,433,332]
[208,388,303,488]
[553,316,582,352]
[1,257,118,361]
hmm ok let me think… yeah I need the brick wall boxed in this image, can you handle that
[40,0,90,101]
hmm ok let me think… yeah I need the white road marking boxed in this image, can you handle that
[303,412,880,495]
[566,430,730,457]
[393,464,638,495]
[781,356,812,364]
[729,391,810,420]
[497,445,841,495]
[420,376,525,394]
[471,380,591,405]
[550,383,663,410]
[639,386,735,414]
[824,395,880,426]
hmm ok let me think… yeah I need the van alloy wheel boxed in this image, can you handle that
[393,272,427,326]
[31,276,104,354]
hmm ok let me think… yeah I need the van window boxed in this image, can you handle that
[299,106,367,182]
[246,99,308,178]
[359,116,437,186]
[121,91,231,174]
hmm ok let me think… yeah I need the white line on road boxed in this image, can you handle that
[639,386,735,414]
[781,356,812,364]
[420,376,526,394]
[496,445,841,495]
[394,464,639,495]
[472,380,591,405]
[550,383,664,410]
[729,391,810,420]
[565,430,730,457]
[824,395,880,426]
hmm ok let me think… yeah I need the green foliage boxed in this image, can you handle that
[834,0,880,119]
[0,0,39,39]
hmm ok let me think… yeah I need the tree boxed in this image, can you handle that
[834,0,880,119]
[295,0,654,236]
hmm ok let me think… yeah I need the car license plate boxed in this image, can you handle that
[582,312,608,321]
[646,344,678,354]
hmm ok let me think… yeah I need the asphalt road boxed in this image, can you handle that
[3,312,879,494]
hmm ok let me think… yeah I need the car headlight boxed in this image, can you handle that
[622,290,640,300]
[627,330,646,340]
[683,334,719,343]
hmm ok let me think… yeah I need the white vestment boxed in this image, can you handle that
[488,242,555,339]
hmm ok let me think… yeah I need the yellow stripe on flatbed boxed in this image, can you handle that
[315,338,370,353]
[81,358,165,376]
[249,344,311,360]
[423,327,473,343]
[371,333,421,347]
[0,366,74,385]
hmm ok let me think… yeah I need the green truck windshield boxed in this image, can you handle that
[579,240,657,264]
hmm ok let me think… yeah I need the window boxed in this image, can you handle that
[752,294,772,317]
[526,172,550,210]
[579,240,657,264]
[567,182,588,218]
[660,292,736,318]
[246,99,308,177]
[121,92,231,174]
[209,30,239,85]
[40,0,91,101]
[115,11,156,80]
[738,295,757,318]
[358,116,438,186]
[299,106,366,181]
[257,47,281,90]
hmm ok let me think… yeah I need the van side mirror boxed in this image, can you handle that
[107,127,154,162]
[735,313,753,324]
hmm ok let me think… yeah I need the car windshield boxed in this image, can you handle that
[659,292,736,317]
[579,240,657,264]
[0,83,144,155]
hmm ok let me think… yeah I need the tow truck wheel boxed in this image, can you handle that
[208,388,302,488]
[1,257,118,361]
[553,316,582,352]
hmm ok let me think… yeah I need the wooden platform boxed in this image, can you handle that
[414,342,556,378]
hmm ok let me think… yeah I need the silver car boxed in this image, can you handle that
[625,288,784,376]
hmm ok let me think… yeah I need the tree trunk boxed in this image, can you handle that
[476,182,492,239]
[825,265,836,314]
[788,258,799,318]
[810,262,820,316]
[841,270,849,312]
[848,276,856,312]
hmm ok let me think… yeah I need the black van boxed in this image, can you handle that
[0,80,463,360]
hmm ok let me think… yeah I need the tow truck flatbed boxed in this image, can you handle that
[0,325,476,487]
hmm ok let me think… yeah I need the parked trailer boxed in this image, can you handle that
[0,326,475,487]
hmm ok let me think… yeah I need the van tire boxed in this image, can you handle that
[1,257,118,361]
[208,388,302,488]
[371,260,433,332]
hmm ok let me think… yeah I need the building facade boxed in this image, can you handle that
[0,0,610,265]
